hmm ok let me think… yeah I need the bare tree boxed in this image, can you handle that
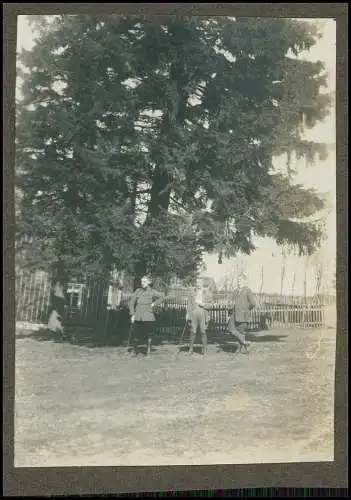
[220,272,235,293]
[291,254,299,297]
[258,264,264,307]
[280,248,287,299]
[309,249,328,304]
[313,262,323,303]
[303,255,311,301]
[302,255,311,325]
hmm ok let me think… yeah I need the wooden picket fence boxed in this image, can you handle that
[148,300,326,333]
[15,271,110,325]
[15,270,52,324]
[15,270,328,331]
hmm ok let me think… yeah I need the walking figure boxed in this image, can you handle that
[185,279,213,356]
[226,275,256,354]
[127,275,164,356]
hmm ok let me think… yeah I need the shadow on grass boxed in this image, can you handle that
[177,345,205,355]
[245,333,288,343]
[167,332,288,347]
[215,332,288,353]
[126,341,168,357]
[16,325,169,351]
[16,326,129,348]
[216,343,241,354]
[16,325,289,351]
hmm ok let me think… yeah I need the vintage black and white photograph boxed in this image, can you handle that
[15,14,336,467]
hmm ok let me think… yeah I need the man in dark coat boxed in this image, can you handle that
[128,275,164,356]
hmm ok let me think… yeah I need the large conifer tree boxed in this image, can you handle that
[16,15,331,301]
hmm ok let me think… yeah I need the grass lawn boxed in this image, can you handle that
[15,325,336,467]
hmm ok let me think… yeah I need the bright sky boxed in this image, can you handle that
[203,19,336,296]
[16,16,336,296]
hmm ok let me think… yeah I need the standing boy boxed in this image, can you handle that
[227,275,256,353]
[186,279,214,356]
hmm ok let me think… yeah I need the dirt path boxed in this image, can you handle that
[15,327,336,467]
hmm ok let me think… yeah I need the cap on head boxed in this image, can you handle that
[141,275,152,288]
[237,272,248,287]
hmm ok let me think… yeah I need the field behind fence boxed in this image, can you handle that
[15,270,334,331]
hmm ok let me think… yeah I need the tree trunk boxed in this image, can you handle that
[130,179,138,221]
[47,259,67,333]
[133,61,187,287]
[86,275,109,326]
[147,166,172,219]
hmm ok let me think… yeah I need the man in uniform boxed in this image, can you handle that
[128,275,164,356]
